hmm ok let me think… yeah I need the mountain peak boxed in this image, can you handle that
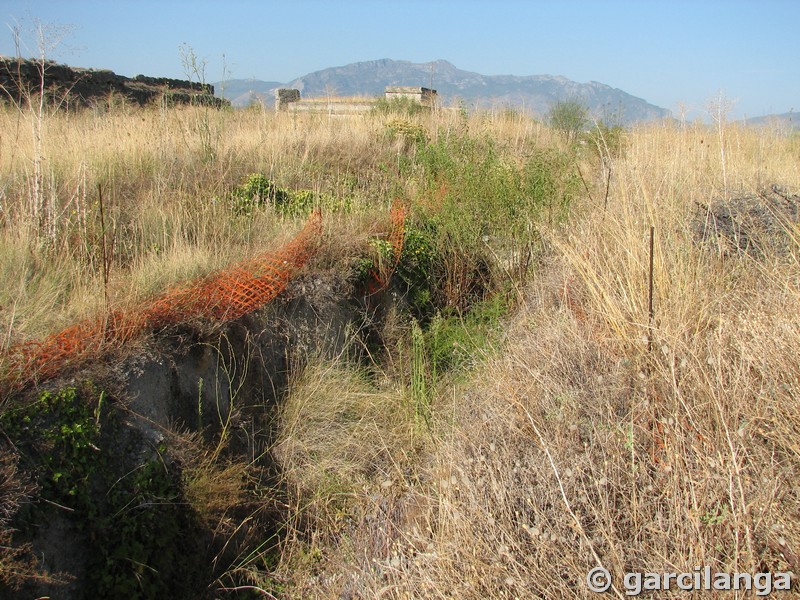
[426,59,457,69]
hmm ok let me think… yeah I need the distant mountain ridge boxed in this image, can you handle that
[741,111,798,132]
[216,58,671,124]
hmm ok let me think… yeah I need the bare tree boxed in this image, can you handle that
[5,18,75,244]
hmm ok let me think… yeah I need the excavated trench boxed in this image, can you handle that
[6,271,398,599]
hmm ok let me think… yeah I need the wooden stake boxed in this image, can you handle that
[648,225,654,353]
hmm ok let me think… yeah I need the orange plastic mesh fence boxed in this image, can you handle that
[367,199,407,294]
[0,210,323,393]
[141,208,322,326]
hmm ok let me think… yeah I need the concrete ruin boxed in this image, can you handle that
[274,87,301,111]
[275,85,438,115]
[384,86,437,106]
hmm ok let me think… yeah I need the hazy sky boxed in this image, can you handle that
[1,0,797,120]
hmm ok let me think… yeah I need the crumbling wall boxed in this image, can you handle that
[0,56,227,108]
[275,87,437,115]
[275,87,301,111]
[385,85,438,106]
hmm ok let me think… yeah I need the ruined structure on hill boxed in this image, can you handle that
[384,86,437,106]
[274,85,438,115]
[0,56,227,108]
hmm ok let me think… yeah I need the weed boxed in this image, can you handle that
[411,132,579,309]
[0,385,207,597]
[425,291,511,374]
[410,320,431,426]
[372,96,428,117]
[0,387,100,514]
[231,173,289,216]
[385,118,428,153]
[394,218,439,318]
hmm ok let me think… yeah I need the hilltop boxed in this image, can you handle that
[0,56,225,107]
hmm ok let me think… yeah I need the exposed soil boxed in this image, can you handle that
[3,271,387,599]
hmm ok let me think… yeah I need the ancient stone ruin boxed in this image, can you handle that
[384,85,438,106]
[0,56,227,108]
[274,85,438,115]
[274,87,301,111]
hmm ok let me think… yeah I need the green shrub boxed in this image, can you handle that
[372,96,427,117]
[409,132,580,310]
[385,118,428,151]
[0,387,100,514]
[546,99,589,144]
[278,189,353,218]
[395,218,439,319]
[584,121,626,160]
[425,291,512,375]
[231,173,289,216]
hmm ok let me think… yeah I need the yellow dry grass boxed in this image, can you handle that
[0,103,415,346]
[269,121,800,598]
[2,95,798,597]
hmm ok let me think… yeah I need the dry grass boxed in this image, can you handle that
[3,95,798,597]
[264,360,425,595]
[0,99,561,349]
[0,103,419,346]
[269,121,800,598]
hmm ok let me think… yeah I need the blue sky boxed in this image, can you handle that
[1,0,797,120]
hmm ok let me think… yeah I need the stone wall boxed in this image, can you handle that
[0,56,228,108]
[275,86,437,116]
[274,87,301,111]
[385,86,437,106]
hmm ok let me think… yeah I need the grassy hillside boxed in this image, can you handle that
[1,95,798,598]
[264,117,800,598]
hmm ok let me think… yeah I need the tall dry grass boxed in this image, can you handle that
[269,121,800,598]
[0,99,564,349]
[4,95,798,596]
[0,102,431,347]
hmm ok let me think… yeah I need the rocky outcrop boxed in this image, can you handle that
[0,56,228,108]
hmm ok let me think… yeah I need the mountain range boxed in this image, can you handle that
[216,58,671,124]
[742,111,798,132]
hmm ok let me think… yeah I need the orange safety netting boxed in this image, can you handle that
[367,199,407,294]
[0,209,323,393]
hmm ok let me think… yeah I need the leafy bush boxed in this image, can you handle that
[231,173,289,216]
[410,132,580,310]
[231,174,353,218]
[584,120,626,160]
[424,291,512,375]
[278,189,353,218]
[395,219,439,319]
[0,387,100,514]
[372,96,428,117]
[546,98,589,144]
[385,118,428,153]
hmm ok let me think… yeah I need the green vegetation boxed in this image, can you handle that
[424,291,512,375]
[1,83,798,600]
[0,99,586,595]
[1,386,205,598]
[371,95,429,117]
[231,173,290,216]
[231,172,353,218]
[546,98,590,144]
[1,387,100,515]
[409,133,580,311]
